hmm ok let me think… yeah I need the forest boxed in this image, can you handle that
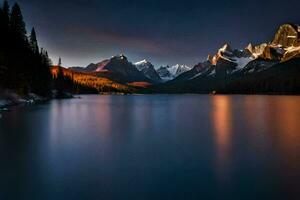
[0,1,99,100]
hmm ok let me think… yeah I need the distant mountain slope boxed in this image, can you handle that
[157,57,300,94]
[220,57,300,94]
[135,60,162,83]
[95,55,152,83]
[69,55,152,84]
[51,66,138,94]
[156,64,191,81]
[69,60,110,73]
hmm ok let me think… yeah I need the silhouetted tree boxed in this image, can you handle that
[58,57,62,66]
[30,27,39,54]
[0,1,53,97]
[10,3,26,42]
[0,1,10,86]
[54,65,68,98]
[1,1,9,33]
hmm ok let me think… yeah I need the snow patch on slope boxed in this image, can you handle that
[135,59,148,65]
[157,64,191,81]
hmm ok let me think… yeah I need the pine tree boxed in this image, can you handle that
[0,7,5,83]
[10,3,26,42]
[55,65,65,97]
[2,0,9,27]
[58,57,62,66]
[36,49,52,96]
[7,3,28,93]
[0,2,58,97]
[30,27,39,54]
[0,1,10,87]
[0,0,10,49]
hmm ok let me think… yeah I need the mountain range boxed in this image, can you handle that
[70,57,191,83]
[59,23,300,94]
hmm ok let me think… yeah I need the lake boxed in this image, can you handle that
[0,95,299,200]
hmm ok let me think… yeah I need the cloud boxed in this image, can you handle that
[70,28,168,55]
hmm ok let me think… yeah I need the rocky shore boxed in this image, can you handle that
[0,89,73,112]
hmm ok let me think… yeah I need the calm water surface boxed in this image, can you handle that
[0,95,299,200]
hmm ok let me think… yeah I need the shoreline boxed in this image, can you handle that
[0,96,49,112]
[0,88,76,112]
[1,92,300,112]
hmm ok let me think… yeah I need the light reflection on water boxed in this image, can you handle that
[211,96,233,182]
[0,95,299,200]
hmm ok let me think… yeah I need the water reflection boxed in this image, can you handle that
[210,95,300,197]
[265,97,300,198]
[211,95,233,181]
[0,95,299,199]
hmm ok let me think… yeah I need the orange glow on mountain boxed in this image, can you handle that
[51,66,135,93]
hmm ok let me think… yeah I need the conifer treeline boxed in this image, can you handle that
[0,1,52,96]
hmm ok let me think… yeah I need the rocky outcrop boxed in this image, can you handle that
[246,43,268,58]
[272,24,299,47]
[246,24,300,61]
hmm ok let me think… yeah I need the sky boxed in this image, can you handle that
[8,0,300,68]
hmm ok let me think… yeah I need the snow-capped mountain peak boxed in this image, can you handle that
[156,64,191,81]
[218,43,232,54]
[134,59,162,83]
[135,59,149,65]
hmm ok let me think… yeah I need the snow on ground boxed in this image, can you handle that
[165,64,190,77]
[168,65,179,76]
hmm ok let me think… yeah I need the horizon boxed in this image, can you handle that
[13,0,300,68]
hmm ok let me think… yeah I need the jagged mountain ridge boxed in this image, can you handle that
[70,58,191,83]
[156,64,191,81]
[135,60,162,83]
[67,23,300,94]
[172,23,300,83]
[158,23,300,94]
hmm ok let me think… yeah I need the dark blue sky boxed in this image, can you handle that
[11,0,300,67]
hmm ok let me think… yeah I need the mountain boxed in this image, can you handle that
[51,66,137,94]
[66,23,300,94]
[173,61,213,82]
[157,23,300,94]
[69,54,152,84]
[69,59,110,73]
[245,24,300,61]
[156,64,191,81]
[95,54,151,83]
[272,24,300,47]
[135,60,162,83]
[172,43,254,82]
